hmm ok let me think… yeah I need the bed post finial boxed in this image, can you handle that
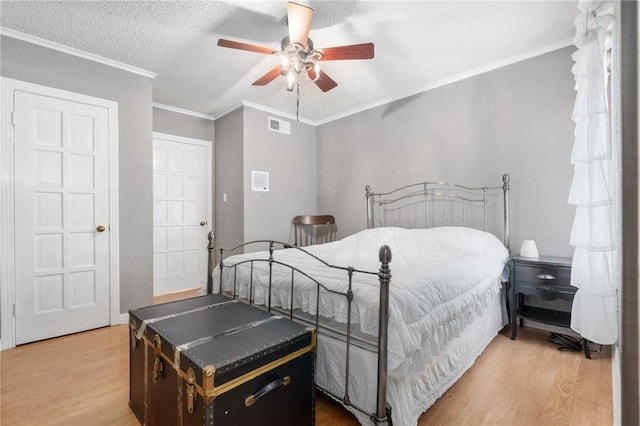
[502,174,510,253]
[375,244,391,425]
[206,231,215,294]
[379,245,392,265]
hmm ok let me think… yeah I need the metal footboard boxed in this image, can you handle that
[206,232,392,425]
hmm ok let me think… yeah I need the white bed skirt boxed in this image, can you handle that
[315,285,507,426]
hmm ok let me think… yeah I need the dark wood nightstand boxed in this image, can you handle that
[509,255,576,340]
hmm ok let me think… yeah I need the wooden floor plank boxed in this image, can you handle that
[417,328,611,426]
[1,321,611,425]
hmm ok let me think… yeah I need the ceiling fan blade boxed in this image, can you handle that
[287,2,313,49]
[217,39,275,55]
[252,66,283,86]
[314,70,338,92]
[317,43,375,61]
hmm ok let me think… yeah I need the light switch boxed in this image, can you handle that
[223,193,227,202]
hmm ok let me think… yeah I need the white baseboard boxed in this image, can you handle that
[118,312,129,325]
[153,285,202,298]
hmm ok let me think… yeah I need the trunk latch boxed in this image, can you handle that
[186,367,196,413]
[152,334,163,383]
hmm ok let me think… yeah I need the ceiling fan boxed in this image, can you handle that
[217,1,375,93]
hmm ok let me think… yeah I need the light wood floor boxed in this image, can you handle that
[1,293,612,425]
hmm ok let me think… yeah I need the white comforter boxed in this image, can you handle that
[213,226,509,378]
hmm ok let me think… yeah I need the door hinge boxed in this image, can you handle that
[13,303,16,317]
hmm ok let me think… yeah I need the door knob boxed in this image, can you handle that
[96,225,106,232]
[200,221,207,227]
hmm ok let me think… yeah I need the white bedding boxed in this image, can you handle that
[213,226,509,378]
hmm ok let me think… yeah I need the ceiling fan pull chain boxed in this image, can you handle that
[296,81,300,122]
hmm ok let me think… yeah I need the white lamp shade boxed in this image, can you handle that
[520,240,539,258]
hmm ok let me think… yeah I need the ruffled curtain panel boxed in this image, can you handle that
[569,0,618,345]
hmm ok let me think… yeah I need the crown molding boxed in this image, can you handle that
[315,37,575,126]
[241,100,318,126]
[212,100,318,125]
[212,102,244,121]
[152,103,215,121]
[0,27,157,79]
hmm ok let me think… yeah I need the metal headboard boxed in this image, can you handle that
[365,174,510,252]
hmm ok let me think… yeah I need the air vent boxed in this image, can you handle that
[268,117,290,135]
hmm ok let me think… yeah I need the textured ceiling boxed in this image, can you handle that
[0,1,577,124]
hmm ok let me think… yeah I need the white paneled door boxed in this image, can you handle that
[153,134,211,295]
[13,91,111,345]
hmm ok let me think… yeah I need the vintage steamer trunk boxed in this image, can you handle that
[129,294,315,425]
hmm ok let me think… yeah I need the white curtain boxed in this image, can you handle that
[569,0,618,345]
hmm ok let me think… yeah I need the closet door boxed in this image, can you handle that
[13,90,111,345]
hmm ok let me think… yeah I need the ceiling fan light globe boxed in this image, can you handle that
[313,63,321,82]
[287,70,296,90]
[286,50,299,64]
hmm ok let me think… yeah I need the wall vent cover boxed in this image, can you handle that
[268,117,290,135]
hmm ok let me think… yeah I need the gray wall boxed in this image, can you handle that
[316,47,576,257]
[214,107,244,252]
[243,107,317,244]
[153,107,214,142]
[214,106,317,251]
[1,35,154,313]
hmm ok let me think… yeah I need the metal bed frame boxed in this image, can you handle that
[205,174,511,426]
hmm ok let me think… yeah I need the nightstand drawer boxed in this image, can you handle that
[514,264,572,288]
